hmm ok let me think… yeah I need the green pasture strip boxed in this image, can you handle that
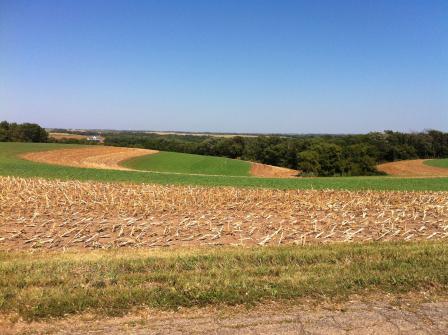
[0,242,447,320]
[1,142,448,190]
[425,158,448,169]
[122,151,251,176]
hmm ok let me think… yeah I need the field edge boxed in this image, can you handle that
[1,241,447,321]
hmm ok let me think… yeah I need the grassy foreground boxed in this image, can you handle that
[123,151,251,176]
[2,142,448,190]
[425,158,448,169]
[0,242,447,320]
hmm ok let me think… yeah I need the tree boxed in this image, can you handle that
[0,121,9,141]
[311,143,343,176]
[297,150,321,175]
[0,121,48,143]
[17,123,48,142]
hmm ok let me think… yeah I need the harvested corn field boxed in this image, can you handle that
[22,146,158,171]
[1,176,447,250]
[377,159,448,177]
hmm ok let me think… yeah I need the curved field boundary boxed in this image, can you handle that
[123,151,251,177]
[6,143,448,191]
[425,158,448,169]
[125,151,298,178]
[22,146,158,171]
[250,162,298,178]
[22,145,298,178]
[377,159,448,177]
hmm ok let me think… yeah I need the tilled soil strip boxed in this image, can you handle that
[21,146,298,178]
[377,159,448,177]
[21,146,157,171]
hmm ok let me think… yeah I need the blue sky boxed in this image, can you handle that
[0,0,447,133]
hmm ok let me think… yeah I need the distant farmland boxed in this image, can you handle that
[122,151,252,176]
[2,142,448,190]
[49,132,88,140]
[146,130,259,137]
[20,144,297,178]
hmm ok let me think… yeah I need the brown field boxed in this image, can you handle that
[250,162,298,178]
[1,176,447,251]
[377,159,448,177]
[22,146,158,171]
[49,132,89,140]
[147,131,258,138]
[23,145,297,177]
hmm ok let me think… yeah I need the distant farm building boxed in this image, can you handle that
[87,136,103,143]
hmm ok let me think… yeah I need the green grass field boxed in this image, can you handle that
[1,142,448,190]
[123,151,251,176]
[1,242,447,320]
[425,158,448,169]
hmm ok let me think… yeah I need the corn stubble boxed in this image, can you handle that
[1,176,447,250]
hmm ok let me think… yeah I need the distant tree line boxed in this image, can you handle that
[0,121,48,143]
[47,138,99,145]
[105,130,448,176]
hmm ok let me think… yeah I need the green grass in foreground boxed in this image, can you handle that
[425,158,448,169]
[0,242,447,320]
[2,142,448,190]
[123,151,251,176]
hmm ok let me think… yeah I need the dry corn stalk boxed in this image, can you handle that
[1,176,447,250]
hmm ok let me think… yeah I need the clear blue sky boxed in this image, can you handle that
[1,0,447,133]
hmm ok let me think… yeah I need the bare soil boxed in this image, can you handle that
[377,159,448,177]
[250,162,299,178]
[1,176,447,250]
[3,297,447,334]
[22,146,158,171]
